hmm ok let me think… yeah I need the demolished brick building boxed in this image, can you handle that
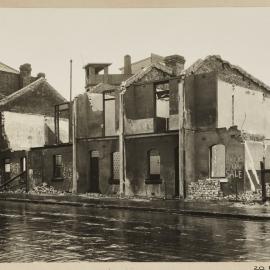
[0,62,68,191]
[28,54,270,200]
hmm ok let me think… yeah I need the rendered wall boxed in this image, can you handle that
[2,111,69,150]
[217,80,270,138]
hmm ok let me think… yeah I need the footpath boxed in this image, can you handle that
[0,192,269,221]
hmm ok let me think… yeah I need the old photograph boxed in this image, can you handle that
[0,6,270,264]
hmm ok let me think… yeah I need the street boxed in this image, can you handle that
[0,201,270,262]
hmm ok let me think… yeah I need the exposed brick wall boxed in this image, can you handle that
[195,56,268,95]
[187,179,224,200]
[0,71,20,96]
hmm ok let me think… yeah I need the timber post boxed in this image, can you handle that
[178,78,185,199]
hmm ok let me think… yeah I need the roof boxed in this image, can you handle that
[90,83,119,93]
[0,77,66,108]
[183,55,270,92]
[124,62,173,88]
[119,53,164,71]
[0,61,19,74]
[83,63,111,73]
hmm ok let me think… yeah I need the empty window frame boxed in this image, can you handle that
[148,149,161,180]
[103,91,116,136]
[4,158,11,173]
[53,154,63,179]
[155,82,170,119]
[210,144,226,178]
[20,157,26,172]
[112,151,120,180]
[55,102,70,144]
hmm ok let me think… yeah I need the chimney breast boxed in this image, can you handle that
[19,63,32,88]
[164,55,185,76]
[124,55,132,75]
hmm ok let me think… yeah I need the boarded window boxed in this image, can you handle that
[210,144,226,178]
[155,83,170,118]
[104,92,116,136]
[148,149,161,180]
[4,158,11,173]
[112,152,120,180]
[53,154,63,178]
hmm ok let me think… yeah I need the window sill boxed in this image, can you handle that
[52,177,64,182]
[145,178,162,185]
[109,178,120,185]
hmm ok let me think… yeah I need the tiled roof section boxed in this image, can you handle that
[90,83,119,93]
[0,77,66,107]
[124,62,173,88]
[183,55,270,91]
[0,62,19,74]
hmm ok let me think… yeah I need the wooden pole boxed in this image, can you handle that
[119,86,125,196]
[70,60,73,102]
[72,98,77,193]
[261,158,266,203]
[178,79,185,199]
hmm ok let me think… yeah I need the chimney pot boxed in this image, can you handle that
[37,72,46,79]
[124,55,132,75]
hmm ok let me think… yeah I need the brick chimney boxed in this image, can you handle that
[19,63,32,88]
[37,72,46,79]
[164,55,185,76]
[124,55,132,75]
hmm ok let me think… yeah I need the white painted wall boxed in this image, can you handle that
[3,111,69,150]
[217,80,270,137]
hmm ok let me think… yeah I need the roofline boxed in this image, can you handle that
[184,55,270,92]
[0,61,19,74]
[83,63,112,69]
[119,53,164,71]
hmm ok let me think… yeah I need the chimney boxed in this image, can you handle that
[164,55,186,76]
[19,63,32,88]
[124,55,132,75]
[37,72,46,79]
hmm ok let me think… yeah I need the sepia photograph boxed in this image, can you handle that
[0,2,270,267]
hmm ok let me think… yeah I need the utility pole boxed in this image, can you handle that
[70,59,77,193]
[119,83,126,196]
[178,78,185,199]
[70,59,73,102]
[72,97,77,193]
[69,59,73,143]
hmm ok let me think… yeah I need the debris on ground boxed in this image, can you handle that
[28,183,65,195]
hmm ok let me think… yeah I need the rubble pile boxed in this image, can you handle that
[223,191,261,203]
[187,179,224,201]
[28,183,64,195]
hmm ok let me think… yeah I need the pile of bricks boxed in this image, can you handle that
[223,183,270,202]
[187,179,224,201]
[28,182,64,195]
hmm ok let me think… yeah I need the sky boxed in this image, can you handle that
[0,8,270,99]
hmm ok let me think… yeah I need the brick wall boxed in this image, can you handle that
[187,179,224,200]
[0,71,20,96]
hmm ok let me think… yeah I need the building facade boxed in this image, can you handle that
[28,54,270,200]
[0,62,68,191]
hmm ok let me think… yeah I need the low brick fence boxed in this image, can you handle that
[187,180,270,202]
[187,179,224,200]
